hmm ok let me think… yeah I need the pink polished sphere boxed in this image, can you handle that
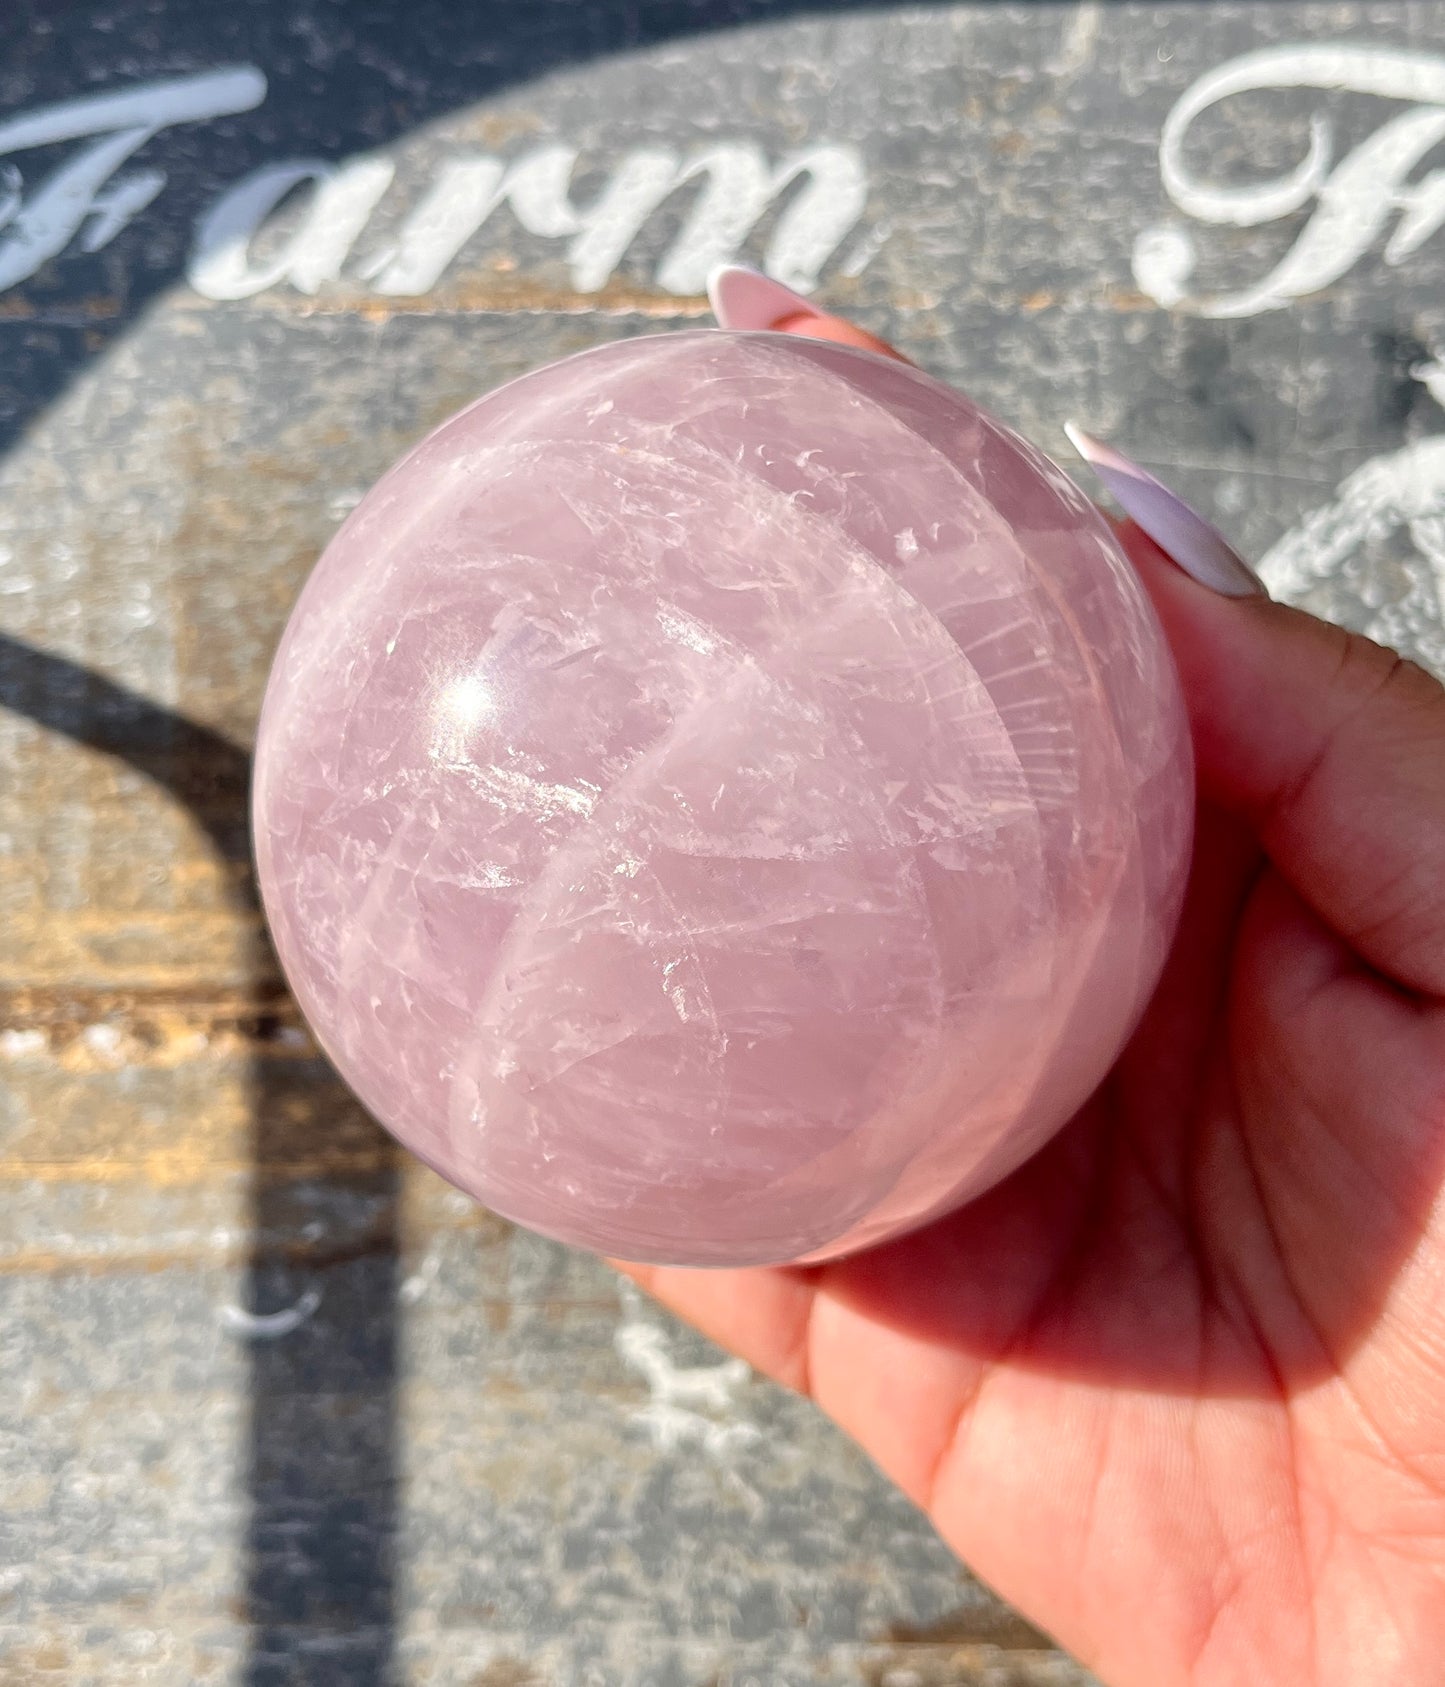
[254,330,1193,1267]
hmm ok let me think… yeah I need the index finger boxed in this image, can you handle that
[706,264,911,362]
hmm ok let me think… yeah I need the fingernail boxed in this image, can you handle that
[706,263,822,331]
[1064,423,1267,600]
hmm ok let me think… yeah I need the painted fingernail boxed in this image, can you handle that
[706,263,822,331]
[1064,423,1266,600]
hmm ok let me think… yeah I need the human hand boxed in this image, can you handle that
[620,276,1445,1687]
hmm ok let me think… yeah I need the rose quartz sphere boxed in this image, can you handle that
[254,331,1192,1266]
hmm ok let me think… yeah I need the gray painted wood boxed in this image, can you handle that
[2,3,1441,1681]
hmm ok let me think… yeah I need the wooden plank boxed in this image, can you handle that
[3,4,1442,1683]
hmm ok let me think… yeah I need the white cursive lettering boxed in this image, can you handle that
[1134,45,1445,317]
[0,68,267,293]
[189,157,396,298]
[0,69,875,302]
[188,140,869,301]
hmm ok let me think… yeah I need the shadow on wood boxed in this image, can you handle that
[0,630,403,1686]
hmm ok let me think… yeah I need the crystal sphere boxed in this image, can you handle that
[253,331,1193,1266]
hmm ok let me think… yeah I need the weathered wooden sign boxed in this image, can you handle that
[2,5,1441,1683]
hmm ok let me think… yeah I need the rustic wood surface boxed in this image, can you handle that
[2,3,1443,1683]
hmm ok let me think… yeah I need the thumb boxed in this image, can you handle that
[1120,517,1445,997]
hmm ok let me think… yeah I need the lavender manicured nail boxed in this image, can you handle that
[706,263,821,331]
[1064,423,1266,600]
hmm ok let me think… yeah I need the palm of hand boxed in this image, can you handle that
[631,804,1445,1687]
[617,312,1445,1678]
